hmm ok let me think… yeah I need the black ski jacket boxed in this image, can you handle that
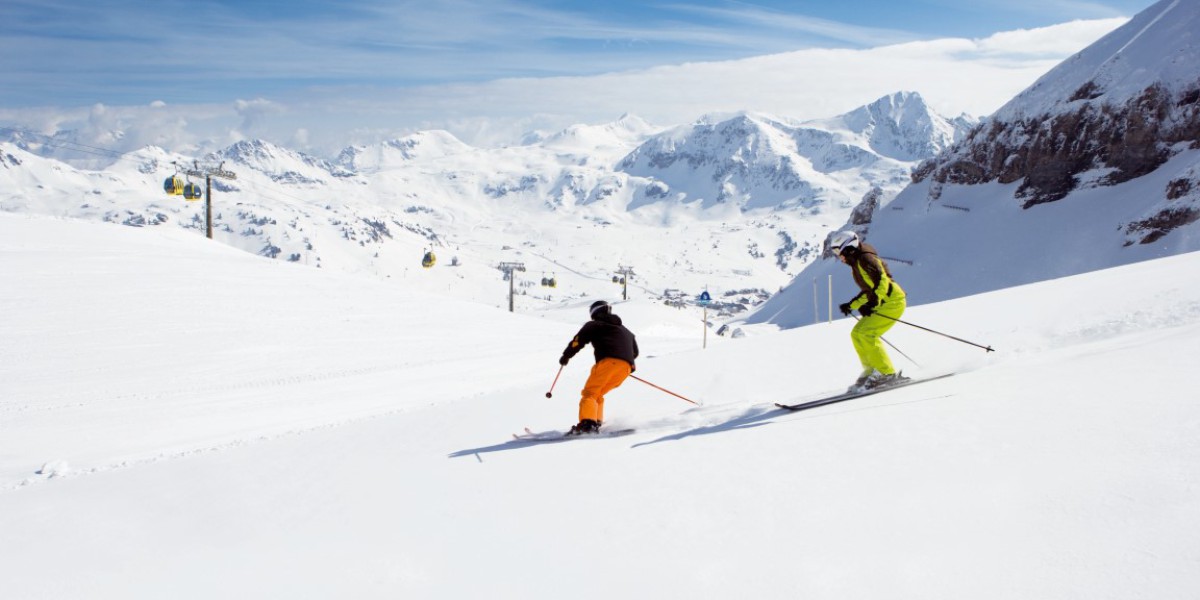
[561,313,638,368]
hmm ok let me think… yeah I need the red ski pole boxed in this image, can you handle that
[545,365,564,398]
[630,374,699,405]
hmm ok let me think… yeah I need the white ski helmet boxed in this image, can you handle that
[829,230,860,254]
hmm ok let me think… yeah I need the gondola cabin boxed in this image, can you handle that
[163,175,184,195]
[182,182,204,201]
[422,250,436,268]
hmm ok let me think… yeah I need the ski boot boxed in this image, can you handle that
[864,371,909,390]
[566,419,601,436]
[849,369,880,393]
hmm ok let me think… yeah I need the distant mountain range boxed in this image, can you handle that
[1,91,972,314]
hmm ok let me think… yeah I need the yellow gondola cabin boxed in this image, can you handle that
[163,176,184,195]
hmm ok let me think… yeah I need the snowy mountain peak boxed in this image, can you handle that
[809,91,971,161]
[540,114,660,153]
[994,0,1200,122]
[335,130,472,173]
[216,139,339,185]
[617,96,973,211]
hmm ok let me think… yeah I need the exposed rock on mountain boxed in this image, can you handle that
[913,0,1200,219]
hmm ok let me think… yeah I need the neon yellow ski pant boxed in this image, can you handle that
[850,299,906,376]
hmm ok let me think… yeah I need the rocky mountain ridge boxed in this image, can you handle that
[744,0,1200,330]
[911,0,1200,237]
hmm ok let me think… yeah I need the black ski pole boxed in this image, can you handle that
[852,314,921,367]
[876,314,995,352]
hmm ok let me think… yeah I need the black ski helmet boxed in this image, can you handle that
[589,300,610,318]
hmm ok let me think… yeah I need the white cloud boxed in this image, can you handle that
[974,17,1128,56]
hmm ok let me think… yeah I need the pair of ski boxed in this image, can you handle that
[513,373,953,442]
[512,426,636,443]
[773,373,954,412]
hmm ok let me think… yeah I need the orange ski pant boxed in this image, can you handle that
[578,357,632,422]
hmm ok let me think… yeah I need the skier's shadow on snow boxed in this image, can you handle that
[630,405,783,448]
[447,435,601,459]
[450,393,957,458]
[447,407,785,460]
[448,406,798,459]
[633,392,958,447]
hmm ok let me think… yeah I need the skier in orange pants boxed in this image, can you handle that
[559,300,639,435]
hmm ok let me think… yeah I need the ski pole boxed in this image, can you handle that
[545,365,564,398]
[629,374,699,406]
[876,314,995,353]
[852,314,921,368]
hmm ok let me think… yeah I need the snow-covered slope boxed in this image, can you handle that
[1,213,1198,598]
[746,0,1200,329]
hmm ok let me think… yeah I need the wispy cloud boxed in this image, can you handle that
[664,1,920,47]
[3,0,1095,107]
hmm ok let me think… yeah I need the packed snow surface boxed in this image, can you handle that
[1,213,1198,599]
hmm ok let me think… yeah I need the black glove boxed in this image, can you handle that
[859,303,875,317]
[838,302,852,317]
[559,356,569,366]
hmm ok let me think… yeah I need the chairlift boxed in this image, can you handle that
[421,249,436,268]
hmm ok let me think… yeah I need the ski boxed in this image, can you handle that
[775,373,954,412]
[512,426,636,443]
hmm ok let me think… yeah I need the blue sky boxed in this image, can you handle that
[0,0,1152,108]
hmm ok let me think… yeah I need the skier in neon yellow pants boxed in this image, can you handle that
[829,230,908,390]
[850,290,906,376]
